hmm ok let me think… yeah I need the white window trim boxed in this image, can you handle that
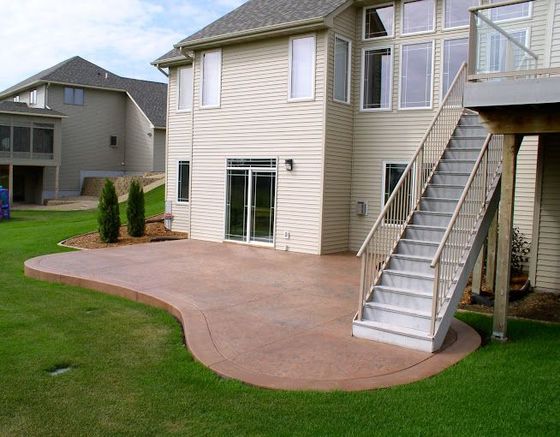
[489,0,533,24]
[440,36,469,102]
[13,95,20,102]
[360,45,394,112]
[288,34,316,102]
[381,160,411,209]
[401,0,437,37]
[362,2,395,41]
[485,27,530,74]
[176,160,191,204]
[29,89,37,106]
[442,0,481,31]
[177,65,194,113]
[398,40,435,111]
[333,34,352,105]
[200,49,222,109]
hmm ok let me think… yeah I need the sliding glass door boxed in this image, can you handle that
[226,159,276,244]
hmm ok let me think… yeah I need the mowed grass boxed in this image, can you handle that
[0,185,559,436]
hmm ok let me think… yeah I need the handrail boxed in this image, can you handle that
[431,134,492,268]
[357,62,467,258]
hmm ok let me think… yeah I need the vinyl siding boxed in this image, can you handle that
[189,33,327,254]
[153,129,166,172]
[535,140,560,291]
[550,0,560,66]
[322,6,357,253]
[124,97,155,172]
[514,136,538,241]
[165,67,192,233]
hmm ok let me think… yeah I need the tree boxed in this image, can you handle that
[127,180,145,237]
[98,179,120,243]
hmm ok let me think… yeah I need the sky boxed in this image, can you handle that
[0,0,247,90]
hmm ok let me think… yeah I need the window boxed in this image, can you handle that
[289,35,316,100]
[362,47,392,110]
[33,125,54,155]
[400,42,433,109]
[488,29,528,72]
[178,66,193,111]
[444,0,478,29]
[490,0,531,22]
[383,162,412,224]
[13,96,20,102]
[177,161,190,203]
[0,126,10,154]
[402,0,435,35]
[30,89,37,105]
[334,36,352,103]
[442,38,468,97]
[110,136,118,147]
[13,126,31,154]
[364,4,394,39]
[201,50,221,108]
[64,87,84,105]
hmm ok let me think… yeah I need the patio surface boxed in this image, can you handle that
[25,239,480,391]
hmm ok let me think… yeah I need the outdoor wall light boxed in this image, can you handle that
[285,159,294,171]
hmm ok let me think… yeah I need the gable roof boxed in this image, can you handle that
[0,101,66,118]
[0,56,167,128]
[175,0,350,48]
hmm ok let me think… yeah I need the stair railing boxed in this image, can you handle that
[429,134,504,335]
[356,63,468,321]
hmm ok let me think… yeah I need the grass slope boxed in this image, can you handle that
[0,185,559,436]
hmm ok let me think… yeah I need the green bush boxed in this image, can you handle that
[97,179,120,243]
[127,180,145,237]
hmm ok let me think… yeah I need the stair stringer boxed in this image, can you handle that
[431,178,502,351]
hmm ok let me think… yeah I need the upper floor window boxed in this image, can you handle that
[402,0,435,35]
[364,3,394,40]
[490,0,531,22]
[201,50,221,108]
[289,35,316,101]
[442,38,468,97]
[444,0,478,29]
[178,65,193,111]
[33,124,54,155]
[362,47,393,111]
[64,87,84,105]
[334,35,352,103]
[400,41,434,109]
[13,96,20,102]
[29,89,37,106]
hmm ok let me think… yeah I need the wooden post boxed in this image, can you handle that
[8,164,13,204]
[493,134,522,341]
[486,211,498,293]
[472,246,484,295]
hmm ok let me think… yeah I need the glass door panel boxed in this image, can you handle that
[250,171,275,243]
[225,169,248,242]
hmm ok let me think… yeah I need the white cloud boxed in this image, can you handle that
[0,0,246,89]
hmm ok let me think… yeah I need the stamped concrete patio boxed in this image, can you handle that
[25,239,480,391]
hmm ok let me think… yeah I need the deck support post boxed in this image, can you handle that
[493,134,522,341]
[472,246,484,295]
[8,164,13,204]
[486,211,498,293]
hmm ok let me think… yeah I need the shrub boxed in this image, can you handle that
[511,226,530,274]
[98,179,120,243]
[127,180,145,237]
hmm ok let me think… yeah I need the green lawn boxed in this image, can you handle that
[1,185,559,436]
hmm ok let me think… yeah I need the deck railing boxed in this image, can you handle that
[429,134,504,335]
[355,63,467,321]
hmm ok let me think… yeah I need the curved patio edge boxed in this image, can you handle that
[24,252,481,392]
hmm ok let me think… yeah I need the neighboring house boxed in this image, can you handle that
[0,56,167,203]
[155,0,560,350]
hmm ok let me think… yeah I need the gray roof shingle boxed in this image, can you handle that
[177,0,348,46]
[0,101,66,118]
[0,57,167,127]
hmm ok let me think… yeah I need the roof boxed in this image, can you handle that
[0,101,66,118]
[176,0,349,47]
[0,57,167,128]
[152,48,190,66]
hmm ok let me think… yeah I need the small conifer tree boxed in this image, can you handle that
[98,179,120,243]
[127,180,145,237]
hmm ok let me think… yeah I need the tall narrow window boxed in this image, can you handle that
[362,47,392,110]
[29,89,38,105]
[400,42,433,109]
[364,4,394,39]
[289,35,316,100]
[334,36,351,103]
[490,0,531,21]
[442,38,468,97]
[383,162,412,224]
[201,50,221,108]
[177,161,190,203]
[178,66,193,111]
[402,0,435,35]
[444,0,478,29]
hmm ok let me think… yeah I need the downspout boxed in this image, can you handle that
[156,65,169,77]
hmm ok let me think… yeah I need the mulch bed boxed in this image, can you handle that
[64,217,188,250]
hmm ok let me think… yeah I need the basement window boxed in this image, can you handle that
[177,161,190,203]
[383,162,412,225]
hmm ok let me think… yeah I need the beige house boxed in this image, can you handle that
[0,57,167,204]
[155,0,560,350]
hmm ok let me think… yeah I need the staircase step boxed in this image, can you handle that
[404,224,447,242]
[443,148,482,161]
[363,302,440,332]
[453,126,487,137]
[437,159,477,173]
[411,211,453,227]
[387,254,435,275]
[458,114,482,126]
[449,138,486,149]
[380,269,434,293]
[431,172,470,186]
[352,319,434,351]
[425,184,464,199]
[396,239,439,258]
[420,197,459,213]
